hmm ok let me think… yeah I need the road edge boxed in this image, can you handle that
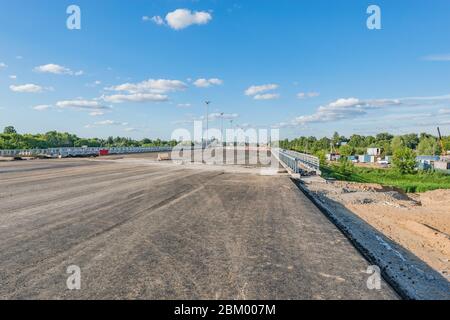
[292,178,450,300]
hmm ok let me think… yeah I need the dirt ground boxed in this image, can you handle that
[302,178,450,281]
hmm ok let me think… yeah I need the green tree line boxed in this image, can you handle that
[0,126,178,150]
[279,131,450,157]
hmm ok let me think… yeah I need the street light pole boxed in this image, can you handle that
[230,120,234,147]
[205,101,211,148]
[202,101,211,164]
[220,112,224,145]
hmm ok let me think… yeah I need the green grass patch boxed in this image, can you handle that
[321,165,450,193]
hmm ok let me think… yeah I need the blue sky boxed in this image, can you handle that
[1,0,450,140]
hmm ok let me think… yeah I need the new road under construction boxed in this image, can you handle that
[0,148,448,300]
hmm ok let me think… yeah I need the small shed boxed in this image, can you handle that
[326,153,341,161]
[434,161,450,170]
[359,155,371,163]
[367,148,381,156]
[416,156,440,164]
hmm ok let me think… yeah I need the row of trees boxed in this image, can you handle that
[0,126,178,150]
[280,131,450,158]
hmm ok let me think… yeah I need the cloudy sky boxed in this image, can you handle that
[0,0,450,139]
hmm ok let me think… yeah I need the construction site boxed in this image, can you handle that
[0,147,449,300]
[1,1,450,305]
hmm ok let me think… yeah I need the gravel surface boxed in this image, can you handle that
[0,155,397,299]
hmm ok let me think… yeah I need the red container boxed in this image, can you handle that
[99,149,109,156]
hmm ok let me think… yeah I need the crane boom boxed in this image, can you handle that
[437,127,446,156]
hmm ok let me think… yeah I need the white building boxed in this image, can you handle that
[367,148,381,156]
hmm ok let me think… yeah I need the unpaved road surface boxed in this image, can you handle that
[0,154,397,299]
[302,178,450,281]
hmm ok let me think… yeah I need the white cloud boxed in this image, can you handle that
[86,80,102,87]
[245,84,278,96]
[207,112,239,120]
[33,104,52,111]
[85,120,129,129]
[89,111,105,116]
[103,78,186,103]
[376,113,434,121]
[165,9,212,30]
[152,16,164,25]
[34,64,83,76]
[106,79,187,94]
[9,75,17,80]
[193,78,223,88]
[292,97,402,125]
[102,93,168,103]
[400,94,450,101]
[125,127,138,132]
[145,9,212,30]
[144,15,165,25]
[10,84,45,93]
[297,92,320,99]
[271,122,290,129]
[253,93,279,100]
[56,100,110,111]
[422,54,450,61]
[172,119,195,126]
[177,103,192,108]
[95,120,128,126]
[0,62,7,69]
[283,93,450,129]
[177,112,239,125]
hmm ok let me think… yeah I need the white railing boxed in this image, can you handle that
[283,150,321,174]
[277,149,300,174]
[274,148,321,175]
[0,146,173,158]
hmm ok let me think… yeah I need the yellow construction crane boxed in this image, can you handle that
[437,127,446,156]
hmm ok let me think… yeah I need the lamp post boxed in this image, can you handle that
[220,112,224,145]
[205,101,211,148]
[202,101,211,163]
[230,120,234,147]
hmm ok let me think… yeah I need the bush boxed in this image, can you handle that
[315,150,327,167]
[392,147,416,174]
[339,144,354,157]
[336,158,354,176]
[323,164,450,193]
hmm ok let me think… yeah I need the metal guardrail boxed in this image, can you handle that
[274,148,321,175]
[277,149,301,174]
[283,150,321,174]
[0,147,173,158]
